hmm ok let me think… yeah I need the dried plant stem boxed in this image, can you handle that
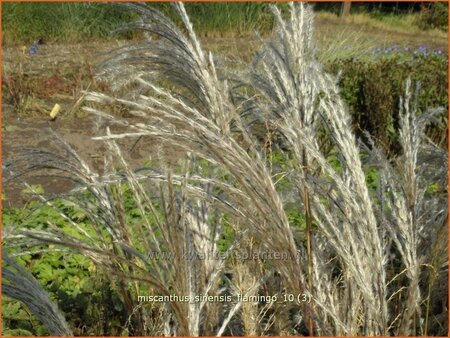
[303,164,314,335]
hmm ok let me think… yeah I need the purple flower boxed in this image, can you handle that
[28,39,42,56]
[29,46,38,55]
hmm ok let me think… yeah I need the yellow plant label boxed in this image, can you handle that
[50,103,61,119]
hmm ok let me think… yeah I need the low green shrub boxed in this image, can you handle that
[415,2,448,31]
[2,194,133,336]
[325,53,448,152]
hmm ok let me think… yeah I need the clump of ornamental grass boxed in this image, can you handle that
[3,2,447,336]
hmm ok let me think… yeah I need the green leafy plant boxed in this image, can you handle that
[415,2,448,31]
[325,53,448,151]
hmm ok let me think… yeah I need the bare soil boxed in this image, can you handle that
[2,113,168,208]
[1,38,264,207]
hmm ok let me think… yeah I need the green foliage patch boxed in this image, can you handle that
[325,52,448,152]
[2,189,133,336]
[415,2,448,31]
[2,2,139,44]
